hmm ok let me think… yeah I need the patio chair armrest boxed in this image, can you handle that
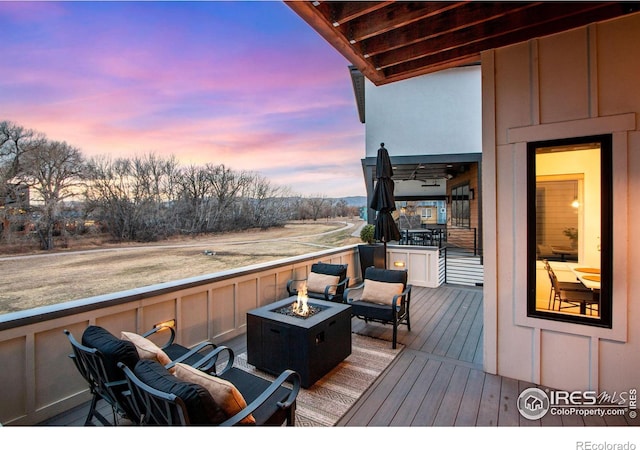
[219,369,301,426]
[199,346,236,375]
[392,284,412,310]
[142,323,176,349]
[339,276,350,289]
[286,278,307,296]
[344,282,365,302]
[165,344,235,375]
[164,340,215,368]
[104,379,128,390]
[323,276,350,294]
[198,345,235,375]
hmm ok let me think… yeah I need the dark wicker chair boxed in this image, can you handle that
[64,323,222,425]
[286,262,349,303]
[118,353,301,426]
[344,267,412,349]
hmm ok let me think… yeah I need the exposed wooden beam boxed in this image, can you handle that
[381,2,634,80]
[356,2,538,59]
[316,1,394,27]
[372,2,614,70]
[286,1,640,86]
[342,2,463,43]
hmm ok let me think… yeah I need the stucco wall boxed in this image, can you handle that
[365,65,482,157]
[482,14,639,393]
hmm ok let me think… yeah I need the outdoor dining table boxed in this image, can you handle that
[405,229,432,245]
[401,229,442,246]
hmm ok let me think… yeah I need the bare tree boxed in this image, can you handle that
[333,199,350,217]
[306,194,329,221]
[85,154,182,242]
[206,164,254,230]
[240,174,293,229]
[84,156,138,241]
[0,121,40,213]
[1,122,37,240]
[129,153,182,240]
[0,121,37,181]
[17,139,85,249]
[176,164,213,233]
[3,122,309,248]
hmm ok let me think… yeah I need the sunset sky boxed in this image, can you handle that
[0,1,366,197]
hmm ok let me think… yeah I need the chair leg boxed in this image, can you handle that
[85,393,113,426]
[286,404,296,426]
[84,394,100,426]
[392,322,397,349]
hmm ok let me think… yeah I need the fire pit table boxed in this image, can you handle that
[246,297,352,388]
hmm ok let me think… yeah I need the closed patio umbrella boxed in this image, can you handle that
[370,143,400,268]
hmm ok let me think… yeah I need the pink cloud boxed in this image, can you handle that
[0,2,366,197]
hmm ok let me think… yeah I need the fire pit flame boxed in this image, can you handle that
[272,285,326,319]
[293,285,310,316]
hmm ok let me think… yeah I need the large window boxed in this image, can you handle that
[451,183,470,227]
[527,135,612,327]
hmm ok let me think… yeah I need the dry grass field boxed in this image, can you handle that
[0,219,364,314]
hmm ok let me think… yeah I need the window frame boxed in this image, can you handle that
[451,183,470,228]
[526,134,613,328]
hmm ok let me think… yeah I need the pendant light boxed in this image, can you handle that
[571,181,579,208]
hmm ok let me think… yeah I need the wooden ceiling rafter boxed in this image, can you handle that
[286,1,640,85]
[382,2,634,79]
[316,1,394,27]
[357,2,538,60]
[341,2,464,43]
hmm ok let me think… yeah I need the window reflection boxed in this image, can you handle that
[529,139,608,322]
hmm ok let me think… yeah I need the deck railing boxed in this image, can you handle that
[0,245,359,426]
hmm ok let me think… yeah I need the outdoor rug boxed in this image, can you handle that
[233,333,403,427]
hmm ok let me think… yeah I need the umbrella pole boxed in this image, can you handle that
[383,239,387,269]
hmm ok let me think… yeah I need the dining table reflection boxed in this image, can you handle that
[566,263,600,315]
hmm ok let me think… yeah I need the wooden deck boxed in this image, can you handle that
[40,284,638,427]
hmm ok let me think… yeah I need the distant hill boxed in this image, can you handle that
[338,196,367,207]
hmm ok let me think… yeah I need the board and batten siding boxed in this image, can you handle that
[481,14,639,393]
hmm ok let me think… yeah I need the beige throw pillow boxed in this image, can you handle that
[306,272,340,295]
[173,363,255,425]
[361,279,404,306]
[120,331,172,366]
